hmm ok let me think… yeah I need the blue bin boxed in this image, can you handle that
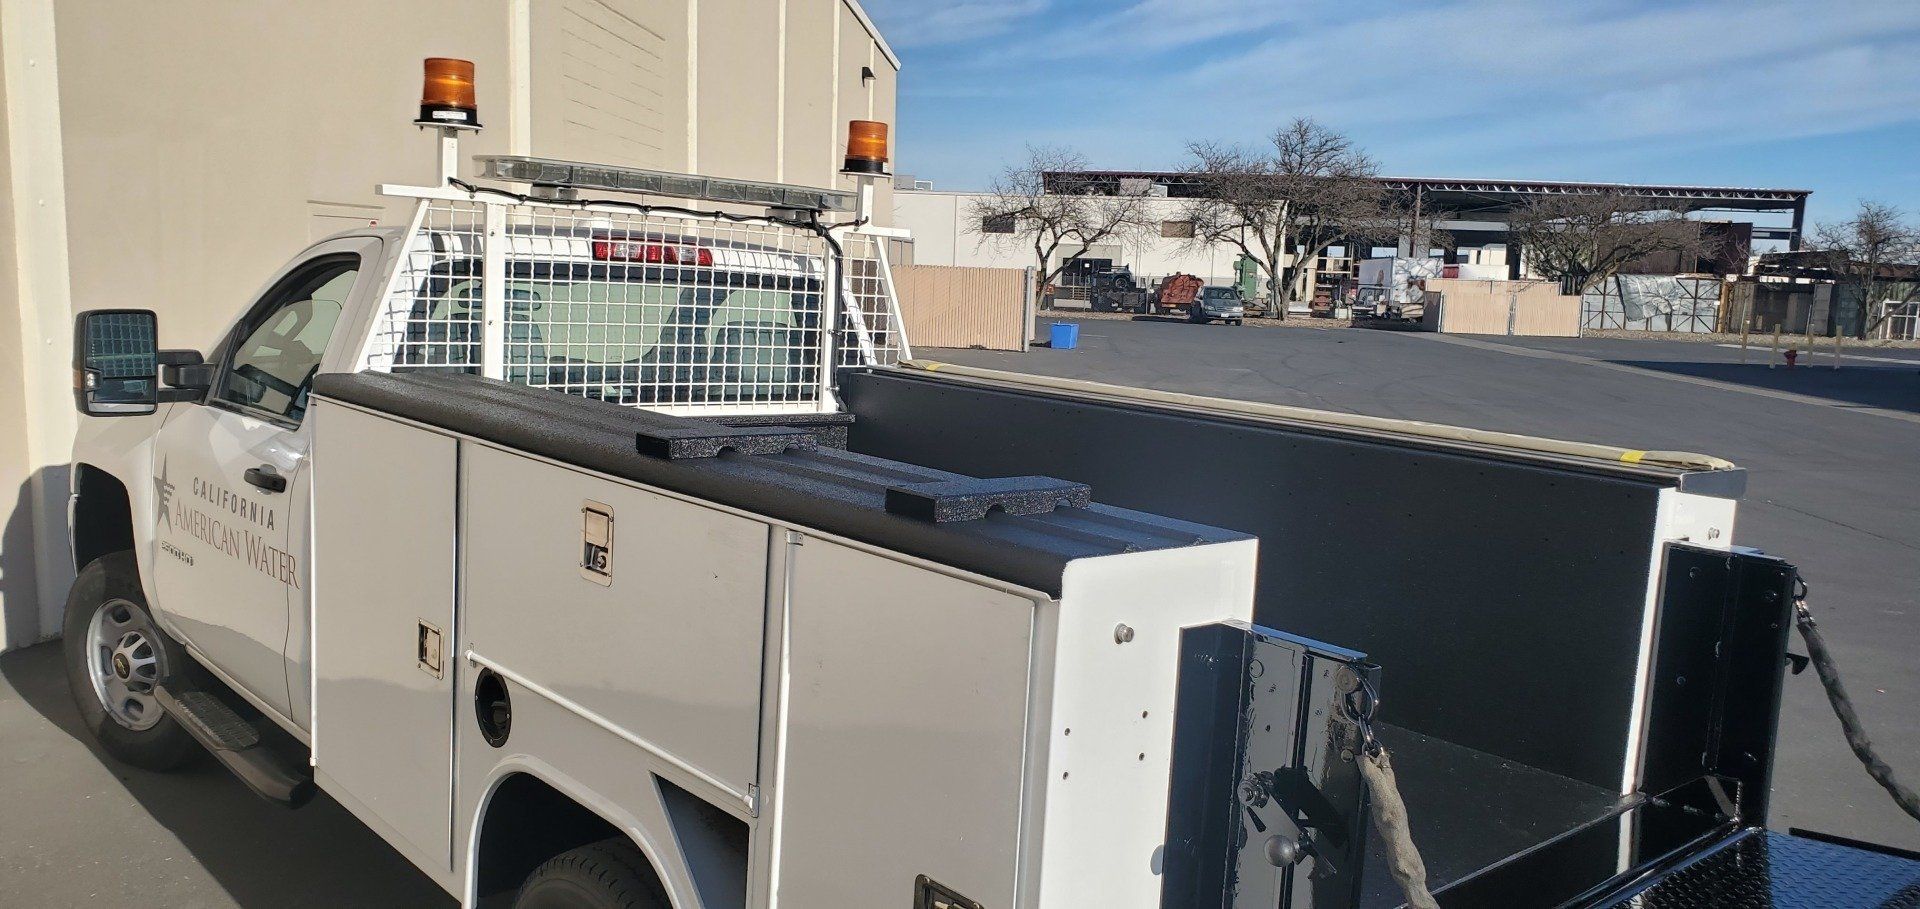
[1049,322,1080,350]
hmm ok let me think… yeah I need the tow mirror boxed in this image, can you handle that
[72,309,210,416]
[73,309,159,415]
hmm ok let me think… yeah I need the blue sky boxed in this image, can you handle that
[861,0,1920,227]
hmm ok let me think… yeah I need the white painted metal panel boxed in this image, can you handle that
[773,538,1035,908]
[460,444,769,801]
[309,401,459,872]
[1035,539,1259,907]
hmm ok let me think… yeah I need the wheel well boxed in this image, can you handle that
[474,773,663,901]
[72,464,134,572]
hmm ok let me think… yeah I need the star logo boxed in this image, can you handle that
[154,458,175,530]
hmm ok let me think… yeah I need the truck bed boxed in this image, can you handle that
[303,367,1920,907]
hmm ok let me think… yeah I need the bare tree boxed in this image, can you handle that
[1808,201,1920,336]
[1507,190,1703,295]
[1181,119,1392,318]
[967,146,1150,298]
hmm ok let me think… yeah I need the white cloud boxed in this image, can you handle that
[1183,0,1920,170]
[866,0,1050,48]
[884,0,1920,201]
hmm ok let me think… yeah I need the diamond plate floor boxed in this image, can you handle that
[1604,829,1920,908]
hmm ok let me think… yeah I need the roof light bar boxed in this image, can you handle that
[474,155,855,213]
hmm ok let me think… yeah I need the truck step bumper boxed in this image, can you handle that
[156,685,314,808]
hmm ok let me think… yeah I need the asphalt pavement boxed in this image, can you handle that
[0,642,453,908]
[932,317,1920,852]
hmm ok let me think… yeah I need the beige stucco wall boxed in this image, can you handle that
[2,0,81,651]
[0,0,898,649]
[53,0,519,350]
[0,6,38,648]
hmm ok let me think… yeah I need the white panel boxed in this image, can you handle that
[309,402,458,872]
[1036,539,1259,907]
[775,538,1035,908]
[460,444,769,798]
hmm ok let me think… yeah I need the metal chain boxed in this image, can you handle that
[1794,581,1920,824]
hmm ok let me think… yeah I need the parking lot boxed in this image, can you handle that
[1,317,1914,906]
[0,643,453,907]
[930,317,1920,852]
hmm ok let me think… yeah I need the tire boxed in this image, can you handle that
[63,551,199,771]
[514,838,669,909]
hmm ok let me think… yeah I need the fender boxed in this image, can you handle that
[69,406,171,626]
[462,755,689,908]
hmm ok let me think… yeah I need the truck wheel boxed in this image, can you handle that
[63,551,198,771]
[515,838,668,909]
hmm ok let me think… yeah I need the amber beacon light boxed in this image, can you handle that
[416,57,481,129]
[842,119,889,175]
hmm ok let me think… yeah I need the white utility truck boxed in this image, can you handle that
[61,63,1920,909]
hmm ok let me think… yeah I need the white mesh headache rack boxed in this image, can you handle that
[359,158,910,417]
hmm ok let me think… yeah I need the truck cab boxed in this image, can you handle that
[73,233,383,736]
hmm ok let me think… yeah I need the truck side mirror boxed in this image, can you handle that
[72,309,210,416]
[73,309,160,416]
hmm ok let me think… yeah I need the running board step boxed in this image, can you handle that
[155,686,314,808]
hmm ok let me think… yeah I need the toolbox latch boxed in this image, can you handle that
[884,476,1091,523]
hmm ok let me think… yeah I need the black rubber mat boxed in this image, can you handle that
[1603,828,1920,908]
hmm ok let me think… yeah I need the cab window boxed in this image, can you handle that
[216,258,358,423]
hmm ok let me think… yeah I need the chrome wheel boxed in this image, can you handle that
[85,598,166,731]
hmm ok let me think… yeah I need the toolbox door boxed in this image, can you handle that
[308,401,460,877]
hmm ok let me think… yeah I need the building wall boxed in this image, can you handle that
[895,189,1270,289]
[2,0,81,651]
[533,0,691,172]
[0,10,39,649]
[0,0,898,650]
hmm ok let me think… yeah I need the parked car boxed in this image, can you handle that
[1189,285,1246,324]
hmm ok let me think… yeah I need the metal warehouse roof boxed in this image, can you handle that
[1044,170,1810,214]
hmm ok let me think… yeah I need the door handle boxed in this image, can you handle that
[244,466,287,494]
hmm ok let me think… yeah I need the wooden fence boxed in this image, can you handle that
[890,264,1034,351]
[1424,278,1580,337]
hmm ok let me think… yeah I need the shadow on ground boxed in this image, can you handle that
[1614,361,1920,414]
[0,641,454,908]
